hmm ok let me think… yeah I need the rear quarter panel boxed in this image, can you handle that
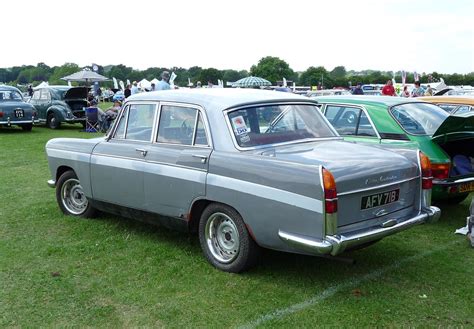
[207,150,325,252]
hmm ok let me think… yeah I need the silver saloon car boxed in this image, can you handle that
[46,89,440,272]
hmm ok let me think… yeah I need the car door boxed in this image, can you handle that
[143,103,212,218]
[30,90,46,121]
[90,103,158,210]
[323,104,380,143]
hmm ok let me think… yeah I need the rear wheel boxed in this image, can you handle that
[199,203,260,273]
[21,124,32,131]
[56,170,97,218]
[443,194,469,205]
[47,112,61,129]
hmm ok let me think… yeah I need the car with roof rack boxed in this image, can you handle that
[45,89,439,272]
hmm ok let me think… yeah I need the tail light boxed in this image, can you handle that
[0,112,3,118]
[419,152,433,189]
[431,163,450,180]
[322,168,338,213]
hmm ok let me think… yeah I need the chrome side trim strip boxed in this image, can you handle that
[207,173,323,213]
[337,176,419,196]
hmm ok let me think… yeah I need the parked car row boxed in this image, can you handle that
[45,89,444,272]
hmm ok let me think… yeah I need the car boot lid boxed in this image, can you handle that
[64,87,88,100]
[431,112,474,143]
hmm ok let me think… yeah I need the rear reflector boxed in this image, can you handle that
[322,168,338,213]
[431,163,450,180]
[419,152,433,189]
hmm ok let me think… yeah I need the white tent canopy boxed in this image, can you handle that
[138,78,151,89]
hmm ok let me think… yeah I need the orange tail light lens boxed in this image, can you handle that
[322,168,338,213]
[419,152,433,189]
[431,163,450,180]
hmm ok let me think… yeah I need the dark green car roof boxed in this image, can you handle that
[313,95,423,107]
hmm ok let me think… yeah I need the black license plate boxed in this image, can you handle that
[459,182,474,193]
[361,189,400,210]
[14,109,24,118]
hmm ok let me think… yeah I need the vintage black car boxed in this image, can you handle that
[0,85,38,131]
[29,86,88,129]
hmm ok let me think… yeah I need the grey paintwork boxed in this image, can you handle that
[46,89,439,256]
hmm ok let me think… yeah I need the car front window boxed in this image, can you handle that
[390,103,449,136]
[228,104,337,147]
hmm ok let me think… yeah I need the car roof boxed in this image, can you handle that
[0,85,21,92]
[418,95,474,105]
[126,88,316,111]
[312,95,423,107]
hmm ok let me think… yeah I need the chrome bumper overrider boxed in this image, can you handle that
[47,179,56,188]
[278,206,441,256]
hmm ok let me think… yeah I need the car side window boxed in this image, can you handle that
[194,113,209,146]
[157,105,205,146]
[455,105,471,114]
[325,105,360,136]
[32,90,41,100]
[40,89,50,101]
[113,106,129,139]
[124,104,157,141]
[357,112,377,137]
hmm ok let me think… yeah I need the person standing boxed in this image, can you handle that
[381,80,396,96]
[424,85,434,96]
[131,81,139,95]
[27,85,33,97]
[352,83,364,95]
[150,83,156,91]
[400,85,410,97]
[156,71,171,90]
[411,81,425,97]
[124,85,131,98]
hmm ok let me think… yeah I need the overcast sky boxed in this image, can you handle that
[4,0,473,73]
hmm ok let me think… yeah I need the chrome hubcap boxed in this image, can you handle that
[205,212,240,263]
[61,178,87,215]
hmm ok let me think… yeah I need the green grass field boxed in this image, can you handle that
[1,121,473,327]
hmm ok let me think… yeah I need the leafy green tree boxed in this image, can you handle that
[199,68,222,85]
[222,69,247,83]
[299,66,331,88]
[330,66,346,79]
[250,56,296,84]
[49,63,80,85]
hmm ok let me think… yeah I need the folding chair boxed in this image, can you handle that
[85,107,100,132]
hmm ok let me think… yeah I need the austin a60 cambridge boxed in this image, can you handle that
[46,89,440,272]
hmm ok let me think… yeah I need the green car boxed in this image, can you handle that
[315,96,474,203]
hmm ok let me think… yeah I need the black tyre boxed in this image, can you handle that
[442,194,469,205]
[47,112,61,129]
[199,203,260,273]
[21,124,33,131]
[56,170,97,218]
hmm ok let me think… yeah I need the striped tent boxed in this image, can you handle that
[232,76,271,88]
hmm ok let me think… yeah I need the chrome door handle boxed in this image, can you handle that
[135,148,148,156]
[192,154,208,164]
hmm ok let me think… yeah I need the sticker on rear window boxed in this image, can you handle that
[232,116,248,135]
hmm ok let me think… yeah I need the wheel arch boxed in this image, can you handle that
[188,199,257,242]
[56,165,75,182]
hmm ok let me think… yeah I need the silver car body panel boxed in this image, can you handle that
[46,89,439,256]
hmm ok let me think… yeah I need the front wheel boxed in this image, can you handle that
[56,170,97,218]
[47,112,61,129]
[199,203,260,273]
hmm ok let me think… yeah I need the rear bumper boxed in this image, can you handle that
[47,179,56,188]
[278,206,441,256]
[0,119,40,125]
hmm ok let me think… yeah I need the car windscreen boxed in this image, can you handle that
[390,102,449,136]
[0,90,22,101]
[228,104,337,147]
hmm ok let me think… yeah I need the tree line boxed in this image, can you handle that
[1,57,473,89]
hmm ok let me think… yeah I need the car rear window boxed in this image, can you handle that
[390,103,449,136]
[227,104,337,147]
[0,90,22,101]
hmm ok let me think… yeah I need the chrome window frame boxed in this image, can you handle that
[224,101,341,151]
[321,103,381,139]
[155,101,213,149]
[109,102,158,143]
